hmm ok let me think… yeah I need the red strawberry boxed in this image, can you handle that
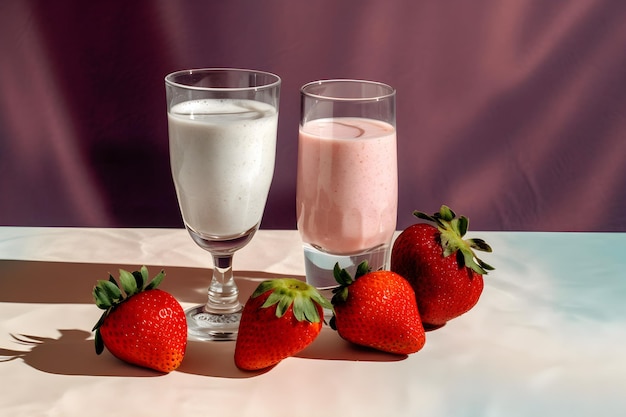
[330,262,425,355]
[391,205,494,329]
[234,278,332,370]
[92,266,187,373]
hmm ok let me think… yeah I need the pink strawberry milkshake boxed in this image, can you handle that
[296,117,398,255]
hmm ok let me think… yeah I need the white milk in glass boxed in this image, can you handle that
[168,99,277,237]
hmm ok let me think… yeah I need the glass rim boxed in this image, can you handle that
[164,68,281,91]
[300,79,396,102]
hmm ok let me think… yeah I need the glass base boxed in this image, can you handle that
[185,304,242,341]
[303,243,391,290]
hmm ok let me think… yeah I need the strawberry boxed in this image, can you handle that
[329,262,425,355]
[92,266,187,373]
[391,205,494,329]
[234,278,332,371]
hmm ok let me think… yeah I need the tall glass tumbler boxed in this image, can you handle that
[166,68,280,340]
[296,79,397,289]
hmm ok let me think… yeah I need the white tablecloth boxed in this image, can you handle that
[0,227,625,416]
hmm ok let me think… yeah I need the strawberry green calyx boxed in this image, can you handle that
[92,266,165,354]
[252,278,333,323]
[414,205,495,275]
[330,261,370,305]
[329,261,370,331]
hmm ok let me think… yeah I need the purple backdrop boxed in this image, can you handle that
[1,0,625,231]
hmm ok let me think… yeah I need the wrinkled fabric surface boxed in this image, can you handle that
[1,1,625,231]
[0,227,625,416]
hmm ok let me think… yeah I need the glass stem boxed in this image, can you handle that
[205,254,242,314]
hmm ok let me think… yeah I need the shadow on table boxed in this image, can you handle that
[0,260,404,378]
[0,328,404,380]
[296,327,408,362]
[0,259,302,304]
[177,340,269,378]
[0,329,269,379]
[0,330,159,377]
[178,327,406,379]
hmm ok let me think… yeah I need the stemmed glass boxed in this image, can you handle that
[165,68,281,341]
